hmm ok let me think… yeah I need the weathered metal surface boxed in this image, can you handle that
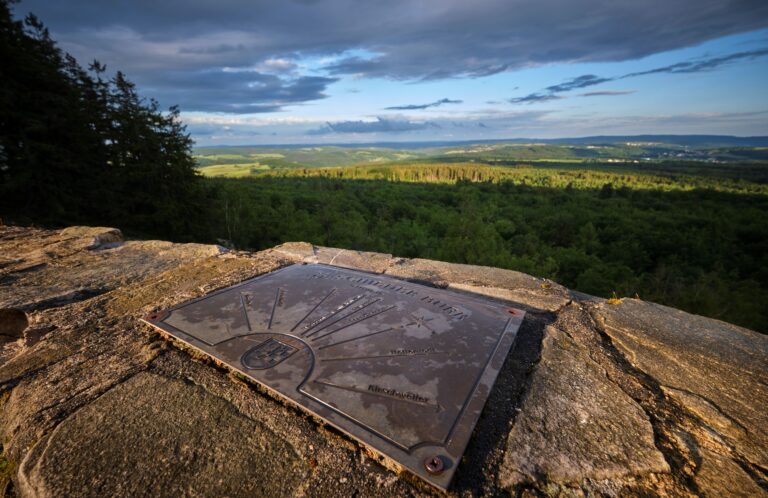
[141,263,525,490]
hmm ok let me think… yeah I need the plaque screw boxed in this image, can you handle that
[508,309,519,316]
[424,455,445,475]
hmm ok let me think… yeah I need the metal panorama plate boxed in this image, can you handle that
[141,263,525,490]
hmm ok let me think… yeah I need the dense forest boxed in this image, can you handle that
[202,176,768,333]
[0,0,205,239]
[265,163,768,194]
[1,0,766,333]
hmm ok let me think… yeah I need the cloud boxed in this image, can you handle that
[622,48,768,77]
[384,98,462,110]
[18,0,768,88]
[177,43,247,55]
[563,110,768,134]
[508,93,564,104]
[580,90,636,97]
[307,117,440,134]
[545,75,613,93]
[138,70,338,113]
[508,48,768,104]
[187,108,768,145]
[182,109,553,144]
[323,57,385,77]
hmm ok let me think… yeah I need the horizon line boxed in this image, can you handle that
[193,133,768,149]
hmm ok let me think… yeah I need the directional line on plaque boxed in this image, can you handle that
[306,299,382,339]
[240,293,253,332]
[317,322,415,350]
[267,288,282,329]
[301,294,366,337]
[311,305,395,341]
[290,288,337,332]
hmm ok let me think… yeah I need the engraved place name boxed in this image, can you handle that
[311,273,418,297]
[241,292,253,307]
[310,272,468,321]
[420,295,468,320]
[390,347,436,356]
[313,380,440,410]
[368,384,430,404]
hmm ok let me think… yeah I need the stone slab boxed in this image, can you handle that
[500,323,668,487]
[593,299,768,469]
[17,372,307,498]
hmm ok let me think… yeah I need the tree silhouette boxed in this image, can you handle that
[0,0,202,238]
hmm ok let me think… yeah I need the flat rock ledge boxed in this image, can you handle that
[0,225,766,497]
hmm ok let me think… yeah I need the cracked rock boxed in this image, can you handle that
[593,299,768,470]
[499,323,669,488]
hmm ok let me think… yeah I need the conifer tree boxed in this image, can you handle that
[0,0,203,239]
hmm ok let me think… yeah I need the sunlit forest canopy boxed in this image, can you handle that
[195,175,768,333]
[1,0,767,334]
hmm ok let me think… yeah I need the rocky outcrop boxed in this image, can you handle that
[0,225,766,497]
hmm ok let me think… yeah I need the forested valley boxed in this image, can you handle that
[1,0,766,333]
[199,175,768,333]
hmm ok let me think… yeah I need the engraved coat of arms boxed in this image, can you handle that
[241,338,297,369]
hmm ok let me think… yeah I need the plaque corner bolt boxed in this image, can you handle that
[424,455,446,475]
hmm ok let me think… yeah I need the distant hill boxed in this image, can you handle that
[196,135,768,150]
[193,136,768,176]
[540,135,768,147]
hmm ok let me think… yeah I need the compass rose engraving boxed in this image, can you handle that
[410,313,436,333]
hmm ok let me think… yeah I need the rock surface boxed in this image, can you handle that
[500,319,669,487]
[1,226,766,497]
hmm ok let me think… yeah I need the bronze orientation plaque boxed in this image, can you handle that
[141,263,525,490]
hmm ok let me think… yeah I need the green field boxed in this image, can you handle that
[197,163,271,178]
[194,146,422,174]
[263,163,768,195]
[193,142,768,178]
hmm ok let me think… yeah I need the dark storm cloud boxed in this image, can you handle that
[136,70,337,113]
[177,44,247,55]
[324,57,383,76]
[16,0,768,112]
[308,117,440,134]
[384,98,462,110]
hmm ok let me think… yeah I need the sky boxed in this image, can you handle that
[15,0,768,146]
